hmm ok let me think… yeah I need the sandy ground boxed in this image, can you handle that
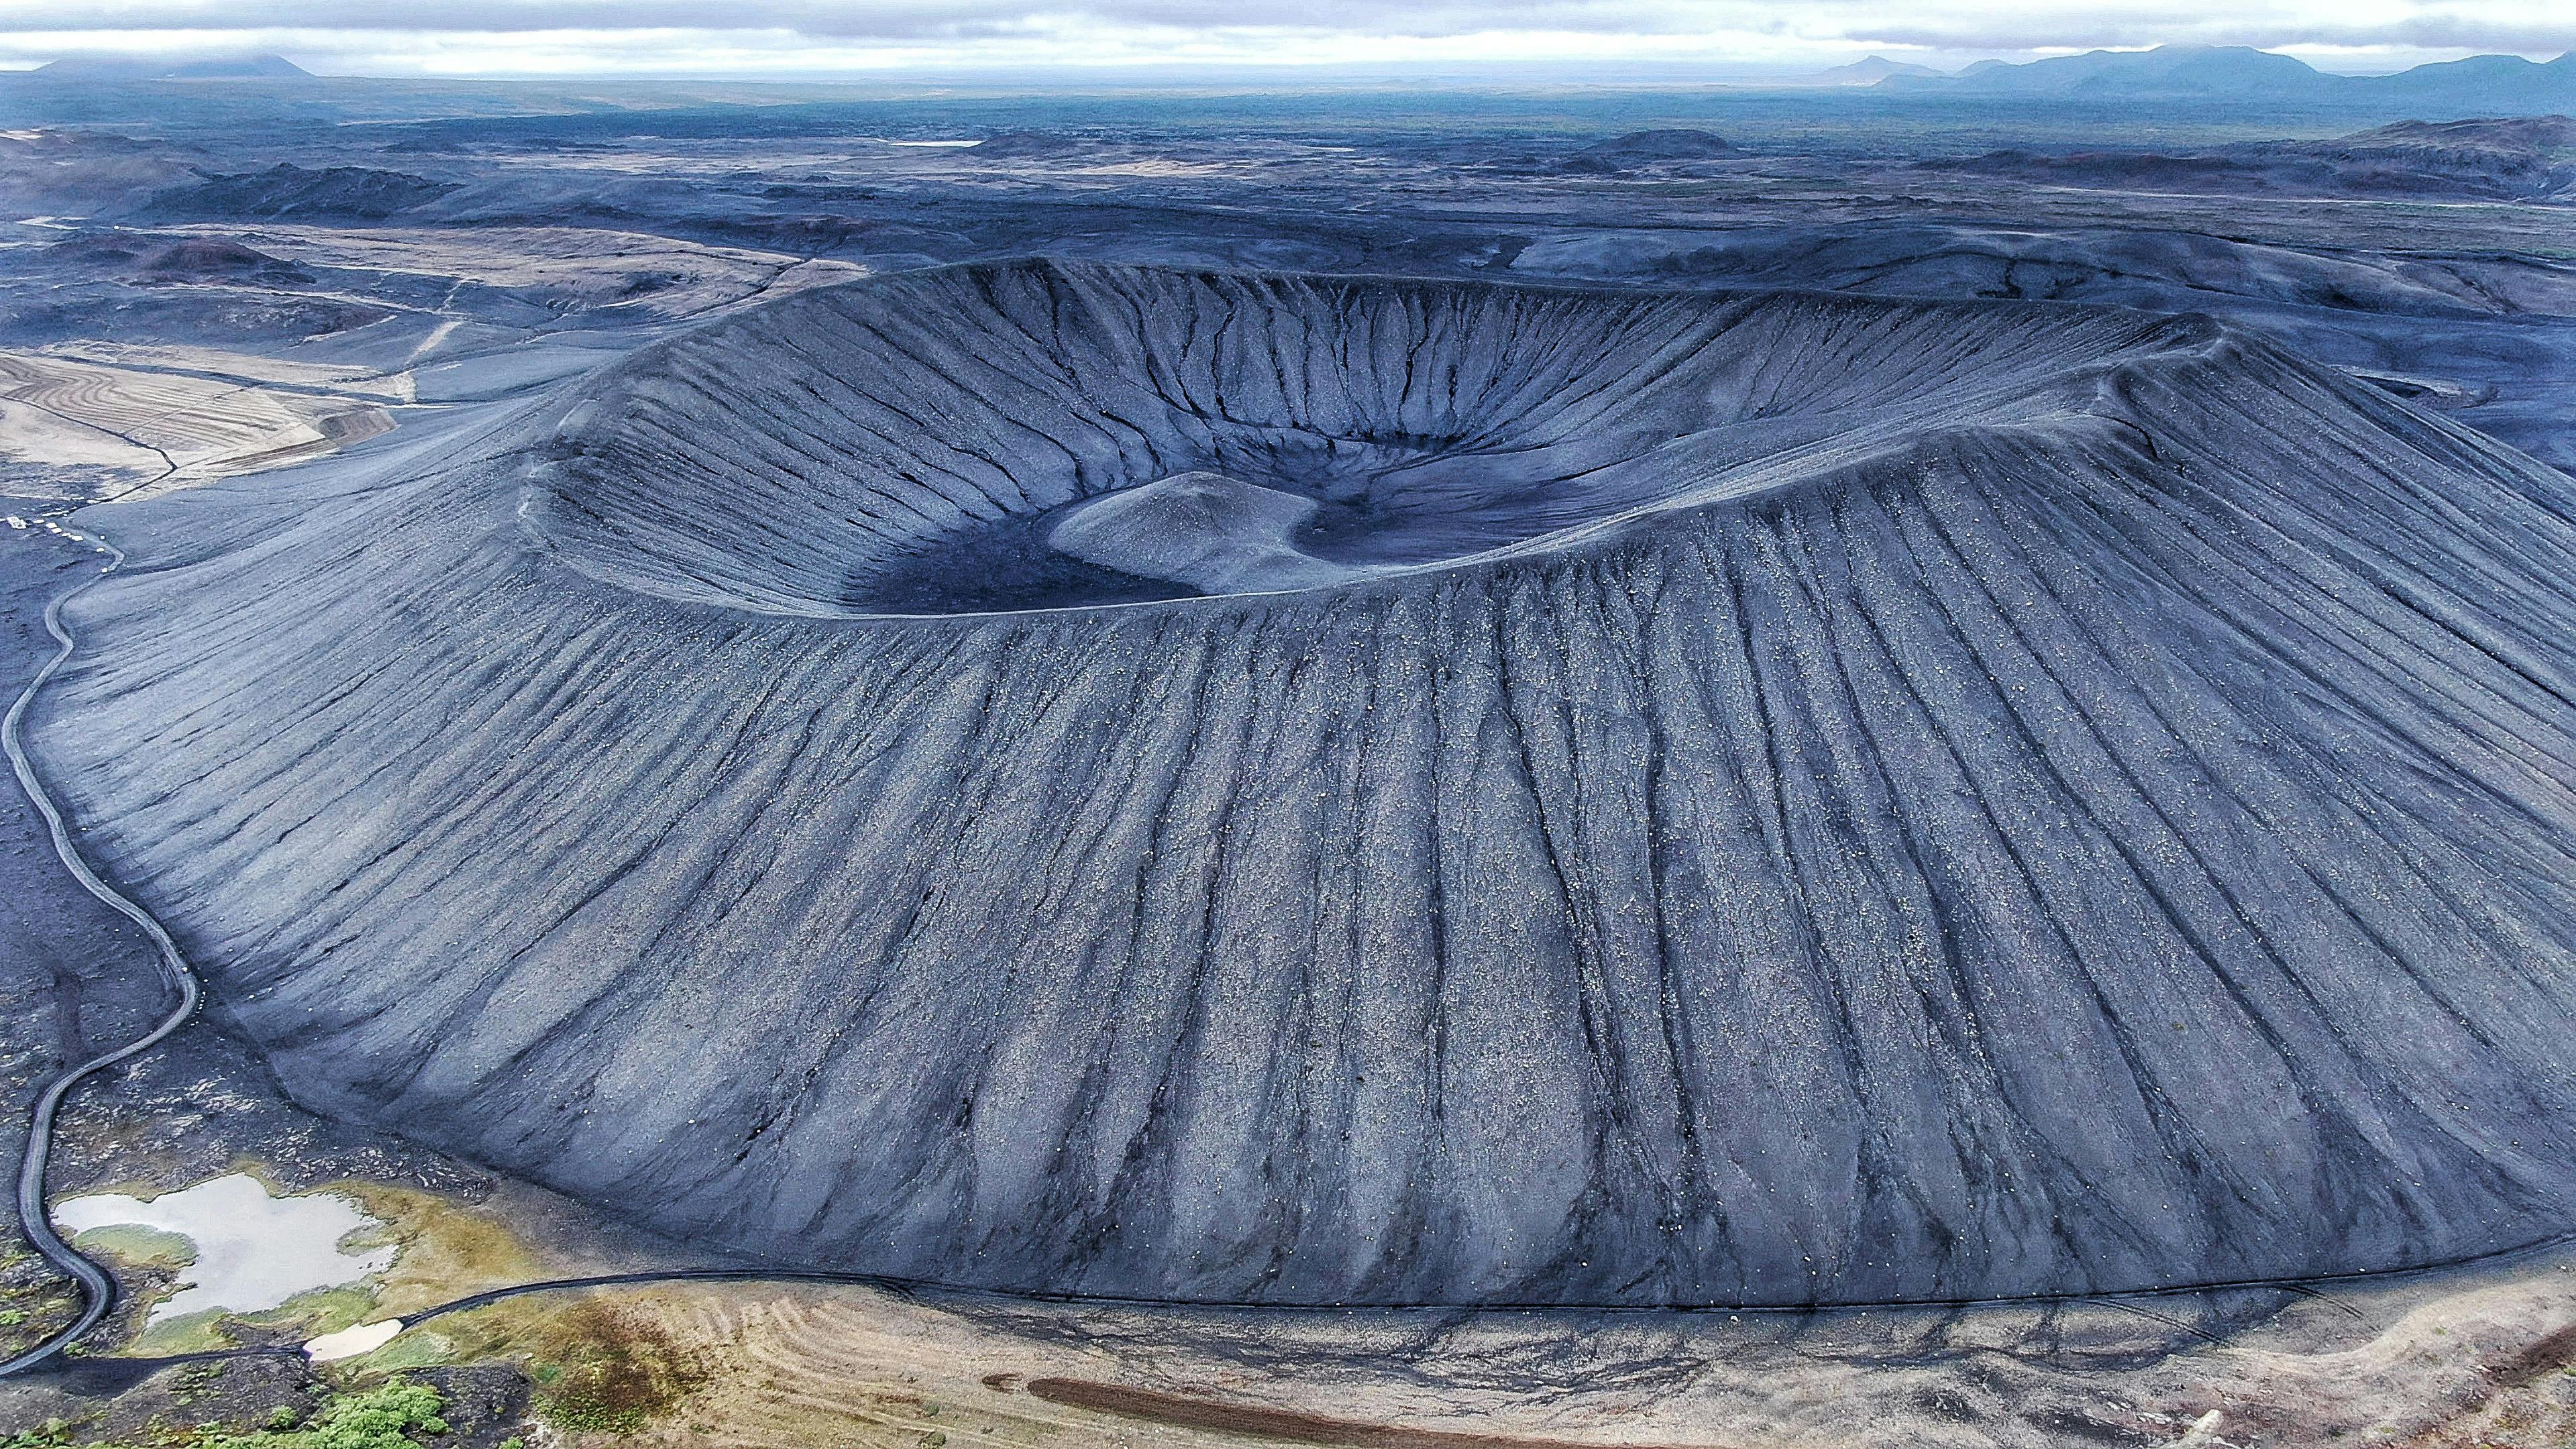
[26,1160,2567,1449]
[8,1142,2567,1448]
[291,1207,2576,1449]
[0,349,394,496]
[172,225,867,321]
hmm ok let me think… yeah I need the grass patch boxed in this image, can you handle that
[360,1331,454,1374]
[11,1381,448,1449]
[121,1307,239,1358]
[68,1226,195,1271]
[127,1285,386,1359]
[328,1185,546,1320]
[0,1246,78,1362]
[527,1303,708,1437]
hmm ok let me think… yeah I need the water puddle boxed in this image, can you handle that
[54,1173,395,1324]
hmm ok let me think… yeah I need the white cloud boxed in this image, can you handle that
[0,1,2564,75]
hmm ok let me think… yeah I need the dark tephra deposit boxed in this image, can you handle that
[38,262,2576,1306]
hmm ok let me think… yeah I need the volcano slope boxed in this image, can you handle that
[30,259,2576,1309]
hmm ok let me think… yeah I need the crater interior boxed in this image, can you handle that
[532,260,2167,615]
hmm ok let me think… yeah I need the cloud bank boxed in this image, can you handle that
[0,0,2567,76]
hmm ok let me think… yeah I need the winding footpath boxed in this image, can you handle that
[0,525,203,1378]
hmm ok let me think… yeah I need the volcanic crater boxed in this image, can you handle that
[36,259,2576,1307]
[530,263,2160,617]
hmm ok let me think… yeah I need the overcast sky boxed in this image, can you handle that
[0,1,2569,76]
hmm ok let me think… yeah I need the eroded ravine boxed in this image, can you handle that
[24,260,2576,1307]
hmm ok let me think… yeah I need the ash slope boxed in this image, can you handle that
[36,260,2576,1307]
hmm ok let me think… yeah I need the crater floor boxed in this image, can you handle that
[36,260,2576,1307]
[531,263,2184,619]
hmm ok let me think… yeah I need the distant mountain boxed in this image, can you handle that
[1884,45,2324,99]
[1805,55,1943,87]
[1881,44,2576,115]
[34,54,311,81]
[2361,51,2576,111]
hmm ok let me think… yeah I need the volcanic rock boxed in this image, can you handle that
[36,260,2576,1307]
[1046,472,1357,596]
[1580,129,1735,162]
[970,131,1087,160]
[146,163,460,221]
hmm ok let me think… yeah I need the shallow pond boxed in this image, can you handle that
[55,1172,395,1323]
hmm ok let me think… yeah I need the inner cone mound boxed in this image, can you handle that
[38,260,2576,1306]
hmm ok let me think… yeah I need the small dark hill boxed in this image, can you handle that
[38,234,145,264]
[2298,115,2576,199]
[1556,129,1735,174]
[2349,114,2576,150]
[1585,128,1732,159]
[971,131,1087,160]
[133,237,313,284]
[40,233,309,284]
[1919,148,2268,192]
[2316,115,2576,194]
[146,163,460,221]
[1921,115,2576,202]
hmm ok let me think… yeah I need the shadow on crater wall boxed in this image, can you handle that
[532,260,2178,616]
